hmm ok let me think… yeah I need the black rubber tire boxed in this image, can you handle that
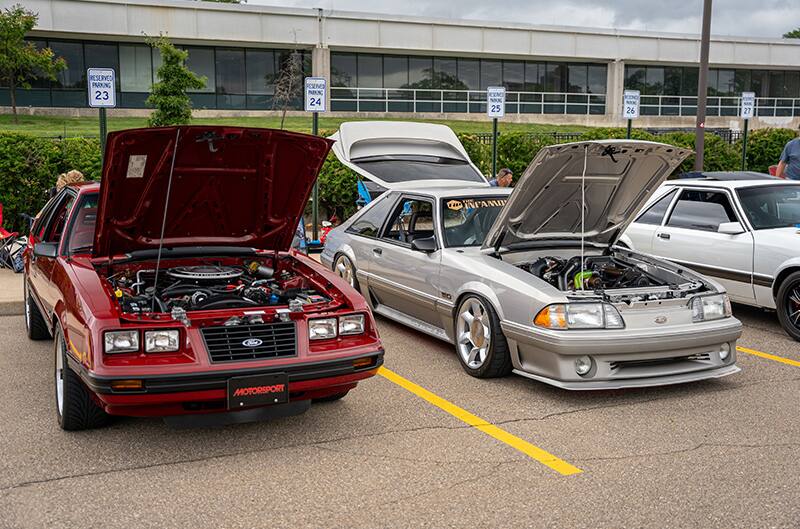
[54,325,111,431]
[333,253,359,291]
[24,281,51,341]
[776,271,800,342]
[454,295,513,379]
[312,390,350,403]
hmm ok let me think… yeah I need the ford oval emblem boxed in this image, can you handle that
[242,338,263,347]
[654,316,668,324]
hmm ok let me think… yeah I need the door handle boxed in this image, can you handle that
[657,233,671,240]
[372,248,382,256]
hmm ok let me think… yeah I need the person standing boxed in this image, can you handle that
[489,167,513,187]
[776,130,800,180]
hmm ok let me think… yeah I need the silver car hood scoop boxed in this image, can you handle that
[483,140,691,251]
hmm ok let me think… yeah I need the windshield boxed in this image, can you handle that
[442,196,508,247]
[66,192,98,254]
[737,185,800,230]
[354,155,485,184]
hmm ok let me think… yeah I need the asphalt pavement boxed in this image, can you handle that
[0,304,798,529]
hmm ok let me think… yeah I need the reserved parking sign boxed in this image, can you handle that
[304,77,327,113]
[87,68,116,108]
[486,86,506,118]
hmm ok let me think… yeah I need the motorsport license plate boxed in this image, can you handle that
[227,373,289,410]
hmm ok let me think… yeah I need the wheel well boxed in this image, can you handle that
[773,267,800,298]
[452,291,500,320]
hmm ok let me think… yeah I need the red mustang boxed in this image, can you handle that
[24,126,384,430]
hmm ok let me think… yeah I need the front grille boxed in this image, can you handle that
[609,353,711,371]
[201,322,297,363]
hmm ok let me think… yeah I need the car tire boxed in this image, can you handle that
[454,295,512,378]
[333,254,359,290]
[54,325,110,431]
[24,281,51,341]
[776,271,800,342]
[312,390,350,403]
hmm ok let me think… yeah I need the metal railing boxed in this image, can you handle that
[471,128,746,145]
[639,94,800,117]
[330,87,606,115]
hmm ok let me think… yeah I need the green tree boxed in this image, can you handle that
[0,5,65,123]
[783,28,800,38]
[146,35,206,127]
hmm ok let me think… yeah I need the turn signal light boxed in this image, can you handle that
[111,379,143,391]
[534,305,568,329]
[353,357,374,369]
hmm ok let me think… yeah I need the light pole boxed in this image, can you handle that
[695,0,713,171]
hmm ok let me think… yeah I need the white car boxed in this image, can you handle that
[621,174,800,340]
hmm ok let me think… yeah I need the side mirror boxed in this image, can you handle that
[410,236,437,253]
[33,242,58,259]
[718,222,745,235]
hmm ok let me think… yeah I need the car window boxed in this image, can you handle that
[635,189,677,226]
[737,185,800,230]
[346,195,396,238]
[65,193,99,254]
[666,190,737,232]
[442,196,508,247]
[32,191,66,239]
[353,155,485,184]
[382,197,435,245]
[42,193,76,244]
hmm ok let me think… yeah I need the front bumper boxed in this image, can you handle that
[501,318,742,390]
[69,350,383,416]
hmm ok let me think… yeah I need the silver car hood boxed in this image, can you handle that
[483,140,691,251]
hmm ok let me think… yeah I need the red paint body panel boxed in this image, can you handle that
[24,127,383,421]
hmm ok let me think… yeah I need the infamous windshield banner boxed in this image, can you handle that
[446,198,508,211]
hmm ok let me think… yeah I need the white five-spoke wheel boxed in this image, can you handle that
[334,254,357,289]
[55,330,65,416]
[453,295,512,378]
[457,298,491,369]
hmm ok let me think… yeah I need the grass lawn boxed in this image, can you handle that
[0,113,591,137]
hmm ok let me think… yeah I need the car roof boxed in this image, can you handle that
[663,178,800,190]
[677,171,778,181]
[68,181,100,193]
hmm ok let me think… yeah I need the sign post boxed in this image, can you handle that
[622,89,640,139]
[486,86,505,179]
[87,68,116,162]
[740,91,755,171]
[304,77,327,243]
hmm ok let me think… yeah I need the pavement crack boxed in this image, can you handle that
[578,442,800,463]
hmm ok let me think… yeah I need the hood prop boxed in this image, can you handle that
[579,144,588,291]
[150,129,182,313]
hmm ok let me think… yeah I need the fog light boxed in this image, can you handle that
[719,343,731,361]
[575,356,593,376]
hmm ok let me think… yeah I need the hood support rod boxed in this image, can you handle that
[150,128,181,313]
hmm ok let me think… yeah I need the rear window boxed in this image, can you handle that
[353,155,484,184]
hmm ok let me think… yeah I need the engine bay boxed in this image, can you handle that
[518,252,707,301]
[105,258,331,314]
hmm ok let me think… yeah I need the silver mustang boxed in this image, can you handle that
[322,122,742,389]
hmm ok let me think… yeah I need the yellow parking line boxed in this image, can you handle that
[737,346,800,368]
[378,366,582,476]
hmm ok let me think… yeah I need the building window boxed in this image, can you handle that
[215,49,245,95]
[503,61,524,92]
[246,49,276,95]
[524,62,542,92]
[50,40,84,89]
[331,53,356,87]
[587,65,607,94]
[408,56,432,88]
[120,44,152,92]
[434,57,459,89]
[184,47,215,93]
[567,63,587,93]
[383,55,409,88]
[480,59,501,89]
[457,59,479,90]
[357,54,382,88]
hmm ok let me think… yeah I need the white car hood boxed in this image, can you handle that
[483,140,691,251]
[329,121,489,190]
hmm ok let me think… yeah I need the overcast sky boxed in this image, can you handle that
[249,0,799,39]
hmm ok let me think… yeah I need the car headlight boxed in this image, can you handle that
[691,294,732,322]
[534,303,625,330]
[309,318,338,340]
[104,330,139,354]
[339,314,365,336]
[144,329,180,353]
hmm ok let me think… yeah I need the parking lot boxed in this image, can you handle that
[0,301,798,529]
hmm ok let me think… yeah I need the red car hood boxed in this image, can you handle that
[93,126,332,259]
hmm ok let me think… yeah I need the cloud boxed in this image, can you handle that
[250,0,800,38]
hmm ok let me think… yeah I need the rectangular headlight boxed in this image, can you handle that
[144,330,180,353]
[104,330,139,354]
[566,304,605,329]
[691,294,732,322]
[309,318,338,340]
[339,314,365,336]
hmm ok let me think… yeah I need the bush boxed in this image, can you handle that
[737,128,797,174]
[457,133,491,176]
[316,153,359,221]
[496,132,550,181]
[578,127,657,141]
[657,131,739,175]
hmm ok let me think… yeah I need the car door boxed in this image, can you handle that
[368,195,442,326]
[27,191,75,317]
[652,187,755,302]
[625,187,679,253]
[341,192,400,284]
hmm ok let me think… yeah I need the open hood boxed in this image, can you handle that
[330,121,489,190]
[483,140,691,251]
[93,126,332,259]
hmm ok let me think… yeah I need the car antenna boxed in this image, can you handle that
[150,128,182,313]
[580,144,589,291]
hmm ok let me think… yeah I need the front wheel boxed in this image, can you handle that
[776,271,800,341]
[54,325,110,431]
[454,295,512,378]
[333,254,358,290]
[24,281,50,340]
